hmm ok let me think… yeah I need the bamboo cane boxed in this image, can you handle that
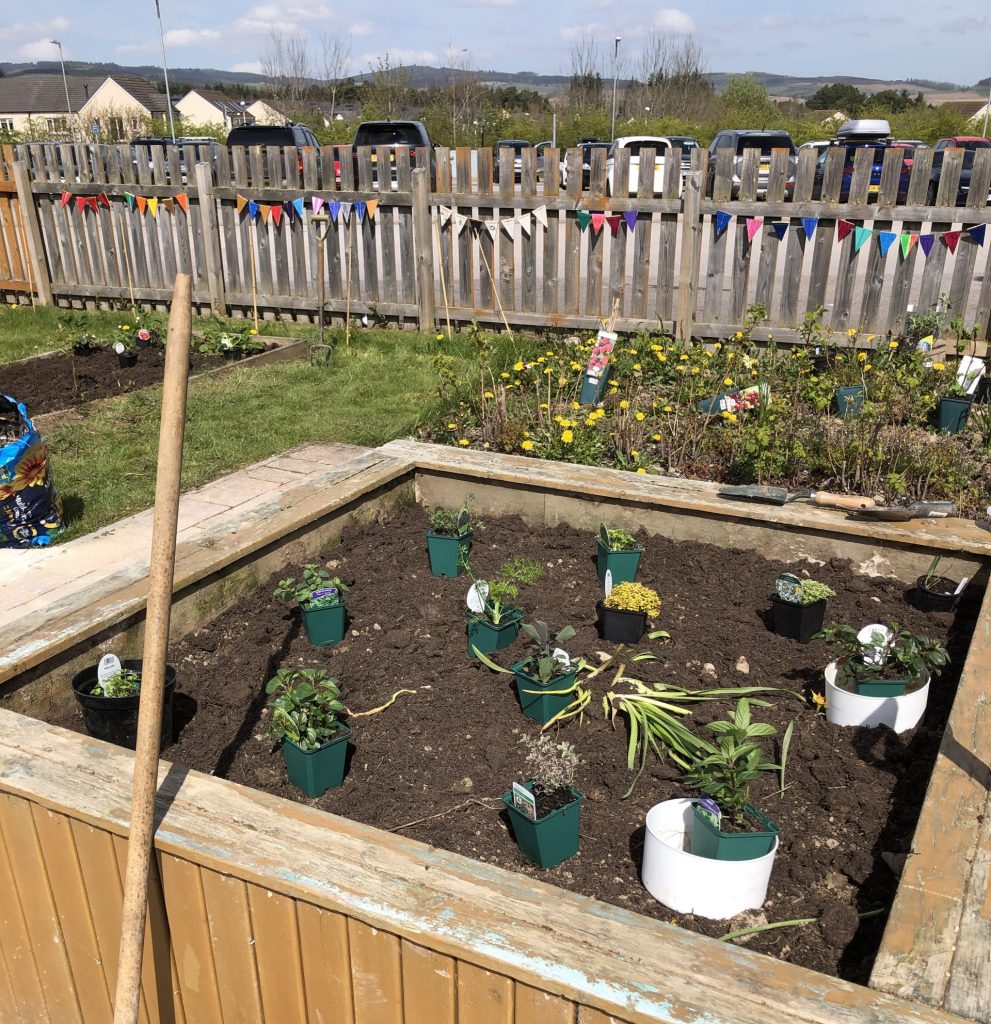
[112,273,192,1024]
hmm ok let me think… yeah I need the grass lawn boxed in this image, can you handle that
[36,329,485,540]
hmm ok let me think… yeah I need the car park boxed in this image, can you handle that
[810,120,913,203]
[492,139,533,183]
[351,120,434,191]
[664,135,701,178]
[707,129,797,197]
[605,136,674,196]
[560,141,610,190]
[226,123,322,182]
[130,136,219,184]
[928,136,991,205]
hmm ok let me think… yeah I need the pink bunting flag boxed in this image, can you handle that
[943,230,961,254]
[60,190,71,208]
[312,196,325,214]
[837,220,854,242]
[590,213,605,235]
[605,215,621,237]
[746,217,763,242]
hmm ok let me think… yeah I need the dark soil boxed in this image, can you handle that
[43,507,982,982]
[0,346,230,416]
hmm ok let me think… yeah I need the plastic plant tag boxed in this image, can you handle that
[585,330,616,380]
[604,568,613,598]
[456,508,470,535]
[311,587,338,601]
[954,577,970,596]
[466,581,489,613]
[512,781,538,821]
[858,623,892,666]
[97,653,123,684]
[113,342,126,355]
[696,797,721,828]
[775,572,803,603]
[957,356,985,395]
[551,647,571,667]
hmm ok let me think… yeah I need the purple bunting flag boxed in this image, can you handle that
[920,234,935,257]
[329,200,341,222]
[623,210,638,232]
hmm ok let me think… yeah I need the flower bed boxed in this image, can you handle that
[37,505,982,981]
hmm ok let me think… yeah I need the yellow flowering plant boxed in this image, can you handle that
[603,582,662,619]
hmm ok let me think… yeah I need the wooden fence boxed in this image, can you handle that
[0,145,37,300]
[4,142,991,344]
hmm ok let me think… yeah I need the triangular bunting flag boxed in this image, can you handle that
[623,210,638,232]
[484,219,498,240]
[124,191,135,211]
[576,210,591,233]
[802,216,818,239]
[453,211,468,233]
[590,213,605,235]
[746,217,763,242]
[366,198,378,220]
[899,233,916,258]
[854,226,871,253]
[236,194,248,215]
[770,221,788,241]
[136,196,147,214]
[920,234,935,257]
[340,202,352,224]
[176,193,188,213]
[75,196,86,212]
[97,192,110,208]
[878,231,897,257]
[247,200,259,219]
[271,205,283,227]
[439,205,453,226]
[943,230,961,254]
[500,217,515,238]
[354,201,366,222]
[147,197,158,218]
[968,224,986,247]
[282,200,294,220]
[293,197,304,219]
[715,210,731,237]
[259,204,271,224]
[517,211,532,237]
[162,197,174,214]
[837,220,854,242]
[89,196,99,213]
[60,190,71,208]
[328,200,340,222]
[606,214,621,237]
[533,205,548,229]
[312,196,325,214]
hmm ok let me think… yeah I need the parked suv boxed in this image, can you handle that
[130,136,219,184]
[928,136,991,205]
[606,136,673,196]
[351,120,434,190]
[707,129,797,197]
[225,123,320,180]
[811,121,913,203]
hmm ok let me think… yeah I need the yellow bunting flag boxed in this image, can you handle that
[366,198,379,220]
[136,195,147,214]
[259,204,271,223]
[236,194,248,215]
[148,197,158,217]
[176,192,189,213]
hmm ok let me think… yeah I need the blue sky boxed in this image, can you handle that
[4,2,990,88]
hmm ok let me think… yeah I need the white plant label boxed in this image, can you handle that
[858,623,892,666]
[97,653,123,683]
[954,577,970,596]
[113,342,126,355]
[551,647,571,667]
[604,568,613,598]
[466,581,489,613]
[512,781,538,821]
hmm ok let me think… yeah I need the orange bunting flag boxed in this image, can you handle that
[147,197,158,218]
[236,194,248,215]
[271,205,283,226]
[176,192,189,213]
[136,195,147,214]
[366,198,379,220]
[259,204,271,224]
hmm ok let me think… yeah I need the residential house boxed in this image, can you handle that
[0,73,105,138]
[245,99,287,126]
[175,89,254,132]
[939,100,990,133]
[77,75,174,141]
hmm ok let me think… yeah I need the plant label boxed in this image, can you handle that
[551,647,571,667]
[113,342,126,355]
[512,781,537,821]
[311,587,338,601]
[775,572,803,602]
[586,330,616,380]
[456,508,470,535]
[466,581,489,613]
[858,623,892,665]
[604,568,613,598]
[954,577,970,596]
[97,653,123,683]
[696,797,721,829]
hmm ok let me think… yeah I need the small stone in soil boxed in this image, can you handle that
[736,656,750,674]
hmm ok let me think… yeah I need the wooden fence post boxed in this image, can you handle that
[11,159,52,306]
[194,162,227,317]
[677,168,702,342]
[411,167,435,332]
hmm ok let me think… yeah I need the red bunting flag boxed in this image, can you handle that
[60,190,71,208]
[75,196,87,212]
[837,220,854,242]
[590,213,605,235]
[97,192,110,208]
[271,205,283,226]
[943,230,961,254]
[605,214,621,237]
[176,192,189,213]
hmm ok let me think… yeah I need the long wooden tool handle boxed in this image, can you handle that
[113,274,192,1024]
[812,492,876,510]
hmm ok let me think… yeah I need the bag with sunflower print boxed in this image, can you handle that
[0,394,64,548]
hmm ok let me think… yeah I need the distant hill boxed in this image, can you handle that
[0,60,268,88]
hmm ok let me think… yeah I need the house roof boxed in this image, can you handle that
[105,75,172,115]
[940,100,987,117]
[184,89,251,118]
[0,73,106,115]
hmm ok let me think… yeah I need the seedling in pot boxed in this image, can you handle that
[515,733,582,819]
[273,564,349,609]
[598,523,640,552]
[774,573,836,606]
[814,622,949,693]
[91,667,141,698]
[265,668,346,751]
[427,495,484,538]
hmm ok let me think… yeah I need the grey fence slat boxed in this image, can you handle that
[753,150,788,313]
[948,152,991,321]
[542,149,560,315]
[60,144,91,296]
[860,149,906,332]
[455,148,473,308]
[33,147,65,286]
[152,147,178,289]
[378,146,400,307]
[498,147,515,311]
[608,148,630,316]
[72,142,102,302]
[519,148,538,314]
[918,149,964,313]
[632,148,655,320]
[584,147,607,316]
[476,147,494,310]
[562,148,582,314]
[702,147,735,322]
[779,148,817,325]
[655,149,681,323]
[434,146,452,314]
[729,148,760,322]
[886,147,932,333]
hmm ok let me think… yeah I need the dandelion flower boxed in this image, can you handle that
[933,363,946,371]
[447,422,457,429]
[630,449,639,458]
[513,361,524,371]
[679,353,689,361]
[521,440,535,451]
[858,352,867,362]
[657,353,667,362]
[436,333,444,340]
[889,340,899,349]
[633,363,642,370]
[635,412,646,421]
[636,467,647,474]
[500,371,510,379]
[458,438,470,447]
[847,328,857,337]
[663,405,673,412]
[561,429,574,443]
[723,377,734,386]
[483,391,494,398]
[620,399,630,409]
[651,433,661,441]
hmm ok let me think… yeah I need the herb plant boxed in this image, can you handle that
[273,565,349,609]
[265,668,345,751]
[91,668,141,698]
[464,556,543,625]
[519,620,577,682]
[519,734,581,795]
[814,622,949,689]
[603,582,662,619]
[427,495,483,537]
[598,523,640,552]
[778,579,836,606]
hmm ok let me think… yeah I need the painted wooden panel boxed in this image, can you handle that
[247,884,308,1024]
[401,938,456,1024]
[297,901,355,1024]
[514,981,575,1024]
[349,919,403,1024]
[458,962,513,1024]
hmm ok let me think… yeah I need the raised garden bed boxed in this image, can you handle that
[39,504,982,983]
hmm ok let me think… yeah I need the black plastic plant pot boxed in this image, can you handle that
[282,726,351,797]
[914,575,959,612]
[300,602,346,647]
[70,659,175,750]
[117,352,138,368]
[512,663,578,725]
[974,377,990,406]
[595,540,643,586]
[770,595,827,644]
[467,610,523,658]
[598,603,647,644]
[501,783,584,869]
[425,530,472,577]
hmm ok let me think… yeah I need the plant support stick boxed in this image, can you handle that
[112,273,192,1024]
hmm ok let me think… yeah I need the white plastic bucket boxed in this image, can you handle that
[641,799,778,920]
[824,661,930,733]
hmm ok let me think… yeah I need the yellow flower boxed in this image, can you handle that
[630,449,640,458]
[522,430,530,437]
[651,433,661,441]
[847,328,857,337]
[570,361,582,371]
[633,467,646,475]
[933,363,946,371]
[544,367,553,375]
[721,411,738,423]
[633,363,642,370]
[249,329,258,335]
[630,349,638,355]
[635,411,646,421]
[857,352,867,362]
[675,364,686,373]
[546,350,555,356]
[561,429,574,443]
[810,691,827,713]
[835,354,844,362]
[767,333,773,341]
[620,399,630,410]
[447,422,457,429]
[690,367,700,375]
[571,401,580,410]
[663,405,672,412]
[436,333,444,340]
[521,440,535,451]
[727,352,736,361]
[733,333,741,340]
[751,370,758,377]
[585,415,598,425]
[500,371,510,379]
[122,325,130,331]
[680,353,689,361]
[889,340,899,349]
[703,351,713,359]
[513,361,524,371]
[537,356,546,363]
[483,391,494,398]
[458,438,470,446]
[657,353,667,362]
[714,342,722,349]
[539,402,548,409]
[864,364,872,371]
[723,377,734,386]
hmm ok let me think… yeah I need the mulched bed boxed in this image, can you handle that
[0,346,234,415]
[43,506,982,981]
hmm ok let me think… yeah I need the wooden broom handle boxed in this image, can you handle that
[812,492,876,510]
[113,274,192,1024]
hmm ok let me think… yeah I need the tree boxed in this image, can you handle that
[441,46,483,146]
[261,28,311,112]
[361,53,411,120]
[805,83,865,116]
[567,32,604,113]
[627,31,712,121]
[320,32,352,122]
[719,74,779,127]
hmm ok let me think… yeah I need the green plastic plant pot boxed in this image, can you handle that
[835,385,865,418]
[596,540,643,586]
[855,678,910,697]
[512,662,578,725]
[281,726,351,797]
[467,610,523,658]
[425,530,472,577]
[937,396,972,434]
[300,602,346,647]
[689,802,779,861]
[579,367,609,404]
[598,604,647,644]
[501,783,584,869]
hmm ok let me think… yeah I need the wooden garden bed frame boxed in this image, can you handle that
[0,440,988,1024]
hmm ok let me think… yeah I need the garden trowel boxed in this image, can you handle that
[717,485,875,510]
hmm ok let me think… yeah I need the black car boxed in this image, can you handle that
[561,142,610,190]
[707,129,796,197]
[351,120,434,190]
[130,136,219,184]
[225,123,321,182]
[928,137,991,205]
[492,139,533,183]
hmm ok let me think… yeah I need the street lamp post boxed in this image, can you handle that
[154,0,177,142]
[50,40,75,142]
[610,36,622,142]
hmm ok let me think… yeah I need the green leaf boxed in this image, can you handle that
[471,648,513,674]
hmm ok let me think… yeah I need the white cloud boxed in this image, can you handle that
[349,21,373,36]
[358,49,440,67]
[654,8,695,33]
[19,38,60,60]
[164,28,222,47]
[0,17,68,42]
[230,61,265,73]
[560,23,602,42]
[235,1,332,32]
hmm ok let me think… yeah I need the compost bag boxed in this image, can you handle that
[0,394,63,547]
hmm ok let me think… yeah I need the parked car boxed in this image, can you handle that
[664,135,701,178]
[798,139,831,160]
[492,139,533,183]
[606,136,674,196]
[534,140,553,180]
[810,121,913,203]
[707,129,797,197]
[560,141,610,190]
[130,136,219,184]
[226,123,321,182]
[351,120,434,191]
[928,136,991,205]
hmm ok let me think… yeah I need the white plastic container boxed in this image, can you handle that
[641,799,778,920]
[824,660,930,733]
